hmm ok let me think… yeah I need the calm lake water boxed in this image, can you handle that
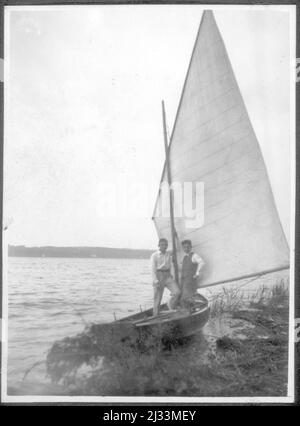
[7,257,289,393]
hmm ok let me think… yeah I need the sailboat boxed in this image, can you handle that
[116,10,289,340]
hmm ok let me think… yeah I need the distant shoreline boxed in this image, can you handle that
[8,245,153,259]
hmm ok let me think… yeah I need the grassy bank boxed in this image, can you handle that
[46,280,289,396]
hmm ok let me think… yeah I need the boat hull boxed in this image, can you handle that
[118,295,210,344]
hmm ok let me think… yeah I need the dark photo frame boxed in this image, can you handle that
[0,0,298,409]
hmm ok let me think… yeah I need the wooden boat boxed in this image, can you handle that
[117,295,210,343]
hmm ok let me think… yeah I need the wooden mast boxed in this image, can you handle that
[162,100,179,286]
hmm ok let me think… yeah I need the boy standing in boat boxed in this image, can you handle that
[180,239,204,305]
[150,238,181,316]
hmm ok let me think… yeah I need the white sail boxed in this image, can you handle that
[153,10,289,288]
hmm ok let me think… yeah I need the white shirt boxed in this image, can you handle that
[150,250,173,283]
[180,252,204,276]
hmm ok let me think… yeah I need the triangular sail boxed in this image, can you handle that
[153,10,289,288]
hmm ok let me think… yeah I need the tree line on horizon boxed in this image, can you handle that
[8,245,153,259]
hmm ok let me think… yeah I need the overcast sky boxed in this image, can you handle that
[4,5,294,249]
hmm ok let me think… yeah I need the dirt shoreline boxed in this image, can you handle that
[200,286,289,396]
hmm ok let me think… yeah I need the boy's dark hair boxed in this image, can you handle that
[181,239,192,246]
[158,238,168,245]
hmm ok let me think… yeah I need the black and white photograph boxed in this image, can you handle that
[1,3,296,403]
